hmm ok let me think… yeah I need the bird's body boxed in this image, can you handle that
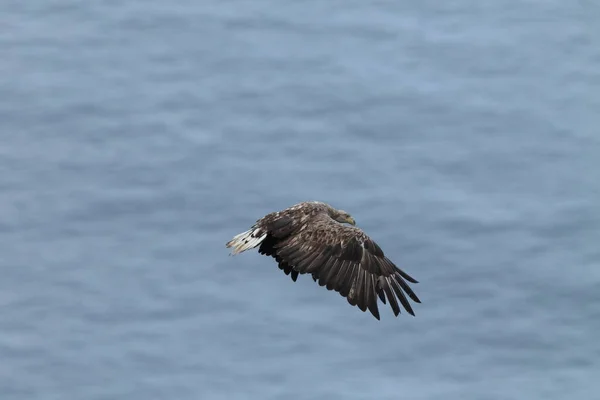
[226,201,420,320]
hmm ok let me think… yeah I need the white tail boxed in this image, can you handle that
[226,228,267,255]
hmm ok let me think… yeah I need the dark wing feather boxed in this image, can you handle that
[272,215,421,320]
[258,234,299,281]
[255,208,312,282]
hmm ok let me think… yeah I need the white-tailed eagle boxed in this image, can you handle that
[226,201,421,320]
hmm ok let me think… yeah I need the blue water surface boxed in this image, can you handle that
[1,1,599,399]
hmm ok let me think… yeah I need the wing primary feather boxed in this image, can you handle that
[376,280,386,304]
[395,267,419,284]
[365,274,380,320]
[382,277,401,316]
[394,273,422,303]
[390,277,415,316]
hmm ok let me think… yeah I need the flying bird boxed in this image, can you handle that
[226,201,421,320]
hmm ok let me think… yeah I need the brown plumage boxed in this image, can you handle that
[225,201,421,320]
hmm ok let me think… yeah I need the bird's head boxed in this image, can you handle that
[332,209,356,226]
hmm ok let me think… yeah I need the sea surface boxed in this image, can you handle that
[2,1,599,399]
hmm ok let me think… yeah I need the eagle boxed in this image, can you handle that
[225,201,421,320]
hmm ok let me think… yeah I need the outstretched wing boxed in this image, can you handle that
[271,216,421,320]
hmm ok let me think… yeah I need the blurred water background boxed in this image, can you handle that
[1,1,599,399]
